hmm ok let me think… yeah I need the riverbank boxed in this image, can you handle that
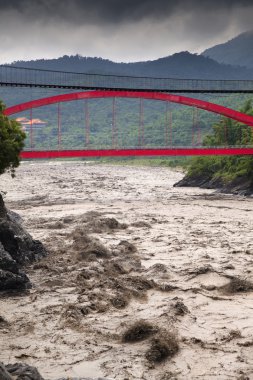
[99,156,188,170]
[175,172,253,196]
[0,162,253,379]
[100,157,253,196]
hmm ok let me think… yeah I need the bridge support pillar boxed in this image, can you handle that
[139,98,144,147]
[192,108,200,146]
[112,97,117,148]
[30,108,33,149]
[57,103,62,150]
[85,99,90,146]
[165,102,168,146]
[165,102,173,147]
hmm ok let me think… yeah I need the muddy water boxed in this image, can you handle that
[0,162,253,380]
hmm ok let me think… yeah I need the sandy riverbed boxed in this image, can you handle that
[0,162,253,380]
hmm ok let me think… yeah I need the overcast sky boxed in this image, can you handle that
[0,0,252,63]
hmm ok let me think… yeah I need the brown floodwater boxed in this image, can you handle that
[0,161,253,380]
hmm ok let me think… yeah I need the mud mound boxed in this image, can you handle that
[96,217,127,231]
[0,315,9,329]
[122,321,179,366]
[79,213,127,233]
[110,294,129,309]
[147,263,168,274]
[108,261,128,275]
[71,228,110,260]
[156,283,178,292]
[124,275,154,291]
[122,320,158,342]
[173,300,189,316]
[188,264,214,278]
[46,221,65,229]
[237,376,250,380]
[145,331,179,363]
[131,221,151,228]
[117,240,137,254]
[121,276,155,297]
[221,277,253,294]
[60,303,88,329]
[160,372,179,380]
[72,237,154,315]
[64,224,153,314]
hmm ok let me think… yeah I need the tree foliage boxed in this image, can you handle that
[0,101,26,177]
[187,100,253,183]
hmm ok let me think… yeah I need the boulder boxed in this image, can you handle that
[0,362,13,380]
[0,194,47,291]
[0,361,111,380]
[4,362,44,380]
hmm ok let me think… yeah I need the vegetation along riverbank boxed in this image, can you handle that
[175,100,253,195]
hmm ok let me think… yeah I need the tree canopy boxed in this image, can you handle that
[0,101,26,177]
[187,100,253,184]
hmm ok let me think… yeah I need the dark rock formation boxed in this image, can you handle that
[174,175,222,190]
[0,362,13,380]
[0,361,111,380]
[0,194,47,291]
[174,174,253,196]
[4,362,44,380]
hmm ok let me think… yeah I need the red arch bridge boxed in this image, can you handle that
[4,90,253,158]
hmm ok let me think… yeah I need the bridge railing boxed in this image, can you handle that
[1,64,253,93]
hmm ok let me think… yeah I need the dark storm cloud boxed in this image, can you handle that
[0,0,253,24]
[0,0,252,63]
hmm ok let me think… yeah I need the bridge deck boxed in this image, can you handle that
[21,148,253,159]
[1,65,253,93]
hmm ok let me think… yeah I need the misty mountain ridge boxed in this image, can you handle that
[202,30,253,69]
[11,50,253,80]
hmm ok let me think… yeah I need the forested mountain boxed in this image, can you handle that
[202,31,253,69]
[11,51,253,79]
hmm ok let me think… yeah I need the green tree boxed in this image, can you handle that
[186,100,253,184]
[0,101,26,177]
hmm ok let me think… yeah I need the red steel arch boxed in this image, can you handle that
[4,90,253,127]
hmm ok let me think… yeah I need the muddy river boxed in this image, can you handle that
[0,162,253,380]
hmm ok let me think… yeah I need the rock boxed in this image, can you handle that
[0,362,13,380]
[174,175,222,190]
[0,195,7,219]
[7,209,23,224]
[0,242,19,273]
[0,267,30,291]
[174,173,253,196]
[0,240,30,291]
[0,361,111,380]
[0,194,47,291]
[58,378,111,380]
[5,362,44,380]
[0,218,46,266]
